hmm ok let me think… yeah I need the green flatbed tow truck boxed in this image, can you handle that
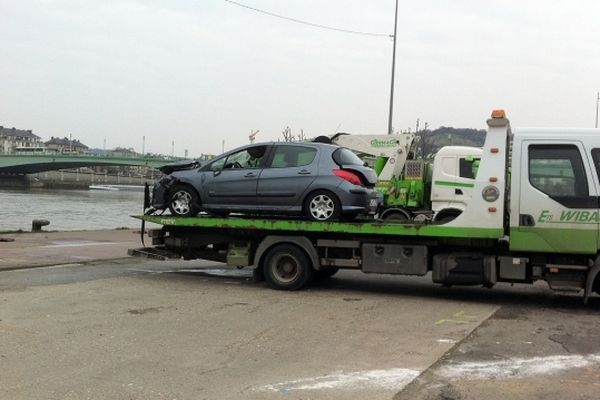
[130,111,600,302]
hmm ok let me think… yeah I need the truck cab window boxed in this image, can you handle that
[528,144,588,197]
[459,157,480,179]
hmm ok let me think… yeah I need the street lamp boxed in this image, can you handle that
[596,92,600,128]
[387,0,399,135]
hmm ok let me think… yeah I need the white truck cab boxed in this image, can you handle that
[430,146,483,221]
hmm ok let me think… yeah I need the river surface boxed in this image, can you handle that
[0,188,149,231]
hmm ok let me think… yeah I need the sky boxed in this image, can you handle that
[1,0,600,157]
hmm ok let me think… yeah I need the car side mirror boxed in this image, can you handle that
[214,169,222,176]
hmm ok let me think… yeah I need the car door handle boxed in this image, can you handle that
[298,170,311,175]
[244,172,257,178]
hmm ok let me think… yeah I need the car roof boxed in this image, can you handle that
[228,141,339,152]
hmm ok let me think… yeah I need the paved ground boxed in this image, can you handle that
[0,229,141,271]
[1,228,599,400]
[1,259,599,400]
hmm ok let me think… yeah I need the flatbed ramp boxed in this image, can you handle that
[135,215,503,239]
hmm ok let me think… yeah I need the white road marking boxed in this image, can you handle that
[436,339,458,344]
[259,368,420,393]
[439,354,600,380]
[40,242,121,248]
[9,263,84,272]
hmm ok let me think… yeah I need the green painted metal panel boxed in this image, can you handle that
[136,215,504,239]
[509,227,598,254]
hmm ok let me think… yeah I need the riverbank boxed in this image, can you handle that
[0,229,141,271]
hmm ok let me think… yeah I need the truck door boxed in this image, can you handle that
[513,141,599,254]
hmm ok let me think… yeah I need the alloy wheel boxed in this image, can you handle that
[309,194,335,221]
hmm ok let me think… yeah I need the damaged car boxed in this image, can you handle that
[151,142,379,221]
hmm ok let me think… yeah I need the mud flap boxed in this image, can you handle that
[584,258,600,305]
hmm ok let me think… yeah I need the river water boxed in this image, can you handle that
[0,188,148,231]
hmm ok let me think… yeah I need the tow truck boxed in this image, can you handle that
[130,110,600,303]
[323,132,482,222]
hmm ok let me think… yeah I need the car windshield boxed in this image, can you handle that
[333,148,364,166]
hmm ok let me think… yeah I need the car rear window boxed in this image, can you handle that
[333,148,364,166]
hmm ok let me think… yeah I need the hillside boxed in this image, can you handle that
[414,127,486,158]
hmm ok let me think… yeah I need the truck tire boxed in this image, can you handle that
[168,184,200,217]
[263,244,314,290]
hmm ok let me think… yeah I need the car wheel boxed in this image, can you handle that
[168,185,200,217]
[314,267,339,280]
[263,244,313,290]
[304,190,341,222]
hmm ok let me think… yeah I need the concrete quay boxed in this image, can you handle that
[0,229,140,271]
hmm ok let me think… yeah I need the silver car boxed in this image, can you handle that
[151,142,379,221]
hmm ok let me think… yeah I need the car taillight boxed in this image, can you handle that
[333,169,363,186]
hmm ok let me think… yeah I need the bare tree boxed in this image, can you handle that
[282,126,294,142]
[297,129,306,142]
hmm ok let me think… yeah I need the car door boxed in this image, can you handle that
[512,140,599,254]
[204,145,269,208]
[257,144,318,210]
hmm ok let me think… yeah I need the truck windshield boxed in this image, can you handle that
[333,148,364,166]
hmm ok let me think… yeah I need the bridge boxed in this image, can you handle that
[0,153,179,174]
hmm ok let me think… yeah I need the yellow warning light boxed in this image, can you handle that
[491,109,506,118]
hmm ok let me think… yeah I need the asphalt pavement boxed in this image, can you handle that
[1,259,599,399]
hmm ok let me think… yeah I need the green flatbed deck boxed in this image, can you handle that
[136,215,504,239]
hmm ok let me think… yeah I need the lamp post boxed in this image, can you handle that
[387,0,399,135]
[596,92,600,128]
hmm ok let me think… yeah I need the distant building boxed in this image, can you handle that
[45,137,89,153]
[0,126,45,153]
[110,147,138,157]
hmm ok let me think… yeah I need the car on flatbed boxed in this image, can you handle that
[151,141,379,221]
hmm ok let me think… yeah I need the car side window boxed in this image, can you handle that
[529,144,588,197]
[223,146,267,170]
[269,145,317,168]
[209,157,226,171]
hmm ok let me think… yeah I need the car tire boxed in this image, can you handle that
[314,267,339,280]
[304,190,341,222]
[263,244,314,290]
[168,184,200,217]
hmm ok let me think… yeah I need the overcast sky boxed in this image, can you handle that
[1,0,600,156]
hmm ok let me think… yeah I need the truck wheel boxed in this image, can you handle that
[434,209,462,224]
[381,209,411,223]
[168,185,200,217]
[304,190,341,222]
[263,244,314,290]
[314,267,339,280]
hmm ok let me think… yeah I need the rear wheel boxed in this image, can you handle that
[168,185,200,217]
[263,244,314,290]
[381,209,411,223]
[304,190,341,222]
